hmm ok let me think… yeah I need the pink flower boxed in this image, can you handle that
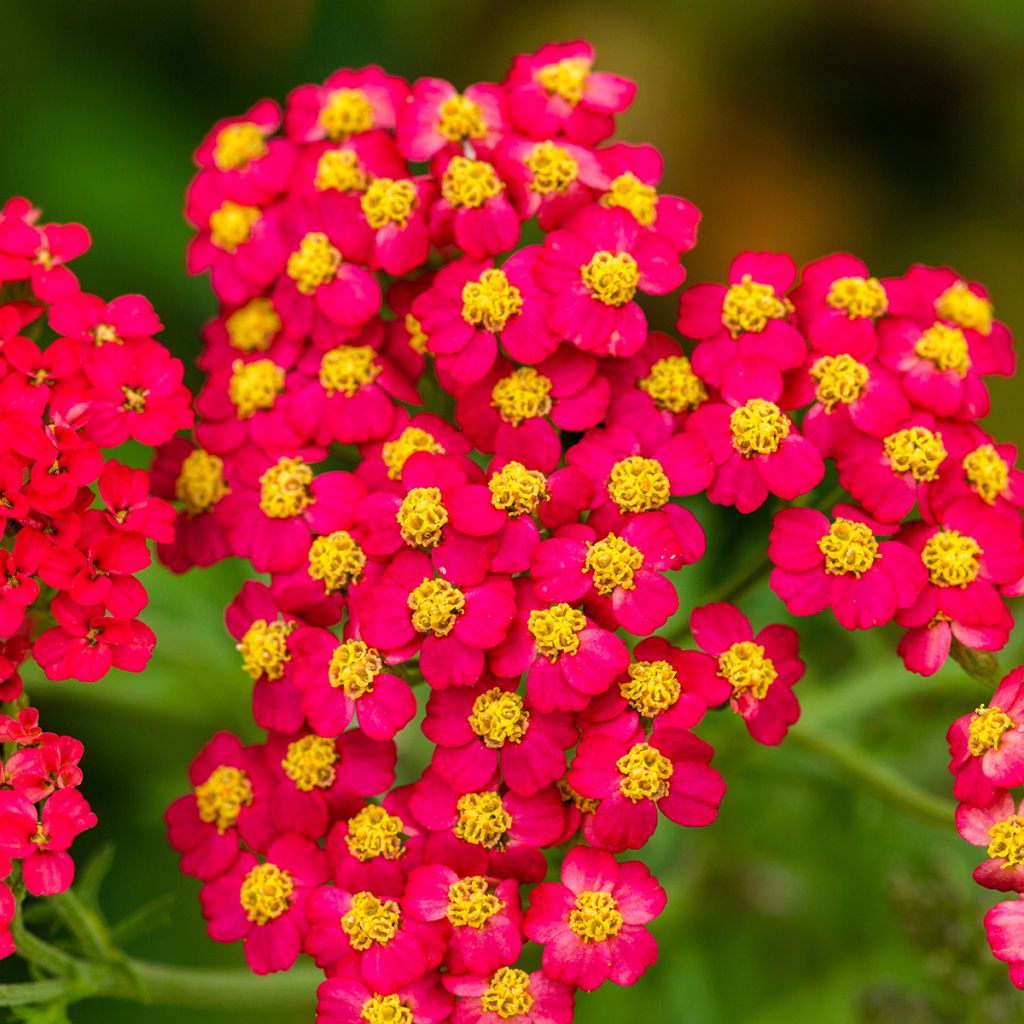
[447,967,575,1024]
[200,832,328,974]
[523,845,665,991]
[325,802,416,897]
[286,67,410,143]
[0,198,89,300]
[537,206,683,357]
[5,733,84,802]
[984,899,1024,989]
[396,78,506,162]
[317,965,453,1024]
[923,430,1024,525]
[768,505,926,630]
[504,41,635,145]
[948,668,1024,807]
[957,791,1024,893]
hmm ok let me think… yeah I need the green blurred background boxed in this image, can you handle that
[1,1,1023,1021]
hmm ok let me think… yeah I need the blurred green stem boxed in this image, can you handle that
[950,639,1002,689]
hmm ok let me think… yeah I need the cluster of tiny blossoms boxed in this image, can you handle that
[0,197,192,953]
[163,41,1023,1017]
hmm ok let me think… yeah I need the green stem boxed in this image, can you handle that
[789,727,954,828]
[0,978,73,1008]
[52,889,116,961]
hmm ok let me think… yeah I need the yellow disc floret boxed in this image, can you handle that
[287,232,342,294]
[524,140,579,194]
[209,201,260,253]
[988,816,1024,867]
[488,461,549,517]
[259,457,314,518]
[195,765,253,833]
[491,367,554,426]
[968,705,1016,757]
[606,456,670,513]
[314,148,369,193]
[408,577,465,636]
[620,660,681,717]
[825,276,888,319]
[818,517,881,577]
[240,863,294,925]
[914,322,971,376]
[238,618,295,680]
[229,358,285,418]
[308,530,366,591]
[437,94,486,143]
[729,399,790,456]
[213,122,267,171]
[361,177,418,229]
[360,995,412,1024]
[175,449,229,515]
[601,172,658,226]
[810,354,870,411]
[329,639,383,699]
[481,967,535,1020]
[584,533,644,594]
[469,688,529,747]
[569,891,623,942]
[455,791,511,848]
[281,735,338,792]
[536,57,591,104]
[580,251,639,307]
[397,487,448,548]
[446,876,505,929]
[921,528,982,588]
[319,345,381,397]
[717,641,777,699]
[382,427,445,480]
[341,891,400,950]
[936,281,993,336]
[319,88,375,139]
[226,297,280,353]
[528,604,586,662]
[883,427,946,481]
[345,805,406,862]
[638,354,707,413]
[721,275,792,336]
[616,742,673,802]
[441,156,503,209]
[404,313,428,354]
[461,269,523,332]
[963,444,1010,505]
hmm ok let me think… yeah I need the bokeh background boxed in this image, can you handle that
[1,1,1023,1021]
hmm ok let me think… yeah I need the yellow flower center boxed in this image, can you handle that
[209,201,260,253]
[329,640,383,698]
[228,358,284,419]
[968,705,1015,757]
[441,156,503,209]
[569,891,623,942]
[397,487,448,548]
[988,816,1024,867]
[638,354,707,413]
[404,313,428,354]
[491,367,554,426]
[360,994,412,1024]
[921,528,982,587]
[237,618,295,680]
[601,172,659,226]
[616,742,673,802]
[175,449,229,515]
[557,779,600,815]
[825,276,888,319]
[481,967,535,1020]
[936,281,993,336]
[93,323,120,345]
[213,121,268,171]
[535,56,591,104]
[341,891,401,951]
[408,577,465,636]
[319,88,375,139]
[446,875,505,929]
[122,386,147,412]
[488,461,549,517]
[259,457,314,518]
[607,455,671,513]
[240,863,294,925]
[461,269,523,332]
[226,297,280,353]
[281,735,338,792]
[308,530,366,591]
[194,765,253,833]
[287,232,342,295]
[620,659,681,717]
[818,517,881,577]
[913,322,971,376]
[721,275,792,336]
[584,533,644,594]
[361,177,418,229]
[319,345,381,397]
[455,791,512,848]
[345,805,406,862]
[315,148,369,193]
[717,641,777,699]
[528,603,586,662]
[883,427,947,481]
[580,250,639,307]
[730,398,790,456]
[382,427,445,481]
[437,94,486,143]
[963,444,1010,504]
[524,140,579,194]
[469,688,529,747]
[810,354,870,411]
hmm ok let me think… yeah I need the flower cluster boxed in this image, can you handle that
[164,41,1021,1017]
[0,196,191,957]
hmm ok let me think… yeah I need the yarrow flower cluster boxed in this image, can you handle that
[0,197,191,955]
[161,41,1023,1015]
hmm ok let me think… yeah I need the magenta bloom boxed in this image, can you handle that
[537,206,683,357]
[923,430,1024,524]
[504,41,636,145]
[985,900,1024,989]
[403,864,523,975]
[200,832,328,975]
[447,967,575,1024]
[679,251,805,388]
[317,965,453,1024]
[49,289,162,348]
[396,78,506,162]
[423,679,577,796]
[523,845,665,991]
[0,197,89,300]
[286,66,409,143]
[304,884,446,992]
[769,506,926,631]
[0,788,96,895]
[957,791,1024,893]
